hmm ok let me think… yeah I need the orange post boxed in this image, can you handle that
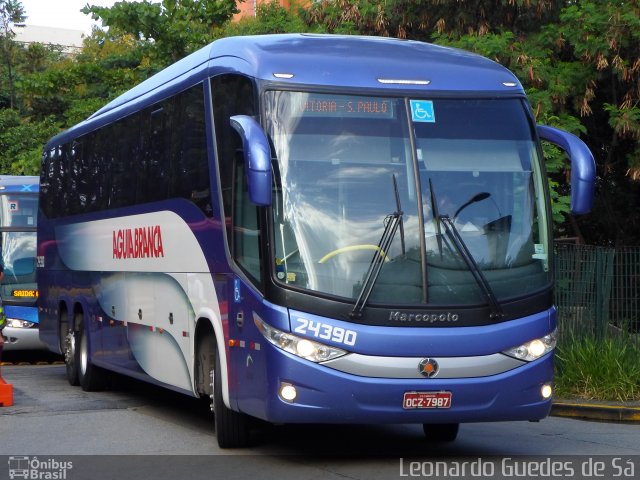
[0,374,13,407]
[0,339,13,407]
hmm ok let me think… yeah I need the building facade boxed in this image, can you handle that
[234,0,301,19]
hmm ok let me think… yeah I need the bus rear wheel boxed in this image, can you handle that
[64,327,80,386]
[422,423,459,442]
[211,344,250,448]
[77,316,106,392]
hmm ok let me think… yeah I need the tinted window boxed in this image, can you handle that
[41,83,212,218]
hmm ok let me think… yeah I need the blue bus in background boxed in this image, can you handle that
[1,176,43,351]
[37,34,595,447]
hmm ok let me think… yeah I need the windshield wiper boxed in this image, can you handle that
[438,215,505,320]
[428,178,444,259]
[350,175,404,319]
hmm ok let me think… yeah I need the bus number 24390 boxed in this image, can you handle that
[293,318,357,346]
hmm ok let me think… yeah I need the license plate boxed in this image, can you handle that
[403,391,452,409]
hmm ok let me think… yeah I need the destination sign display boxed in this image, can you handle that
[302,94,396,119]
[12,289,38,298]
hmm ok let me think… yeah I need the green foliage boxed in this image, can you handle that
[0,0,26,109]
[305,0,640,245]
[305,0,559,38]
[555,333,640,402]
[16,34,151,125]
[0,108,58,175]
[83,0,239,65]
[0,0,638,245]
[543,144,572,225]
[548,1,640,245]
[220,1,307,36]
[604,103,640,180]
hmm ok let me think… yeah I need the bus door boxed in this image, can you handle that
[227,275,269,412]
[225,153,269,410]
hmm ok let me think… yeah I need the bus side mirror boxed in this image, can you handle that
[537,125,596,215]
[13,257,35,276]
[230,115,272,206]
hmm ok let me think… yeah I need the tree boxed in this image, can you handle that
[303,0,640,245]
[305,0,559,38]
[17,33,151,124]
[220,0,307,37]
[552,1,640,246]
[0,0,25,109]
[83,0,240,66]
[0,108,58,174]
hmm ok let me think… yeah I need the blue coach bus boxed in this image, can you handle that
[37,34,595,447]
[1,176,43,351]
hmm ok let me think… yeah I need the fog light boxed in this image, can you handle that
[279,383,297,403]
[541,384,553,399]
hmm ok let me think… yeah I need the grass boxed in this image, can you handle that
[554,331,640,402]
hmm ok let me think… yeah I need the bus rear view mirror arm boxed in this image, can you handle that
[230,115,273,206]
[537,125,596,215]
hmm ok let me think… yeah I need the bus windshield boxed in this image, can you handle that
[264,91,550,306]
[0,193,38,284]
[0,193,38,287]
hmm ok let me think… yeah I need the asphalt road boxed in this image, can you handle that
[2,363,640,480]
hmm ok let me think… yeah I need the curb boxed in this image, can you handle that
[551,401,640,423]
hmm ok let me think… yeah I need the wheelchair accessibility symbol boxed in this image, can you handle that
[410,100,436,123]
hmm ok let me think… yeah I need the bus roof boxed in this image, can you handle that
[49,34,525,146]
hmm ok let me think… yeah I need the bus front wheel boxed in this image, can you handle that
[211,344,250,448]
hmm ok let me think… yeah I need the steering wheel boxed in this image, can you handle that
[318,244,389,264]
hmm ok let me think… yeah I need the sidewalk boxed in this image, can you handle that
[552,398,640,423]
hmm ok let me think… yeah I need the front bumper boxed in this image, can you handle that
[2,326,48,351]
[237,343,554,425]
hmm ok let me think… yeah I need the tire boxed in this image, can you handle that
[196,334,214,397]
[422,423,460,442]
[77,316,106,392]
[64,325,80,387]
[212,342,250,448]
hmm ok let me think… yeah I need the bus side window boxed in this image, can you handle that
[141,102,171,203]
[170,84,211,215]
[40,149,54,218]
[233,156,261,281]
[49,146,65,215]
[211,74,261,283]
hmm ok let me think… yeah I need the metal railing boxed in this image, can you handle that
[554,244,640,341]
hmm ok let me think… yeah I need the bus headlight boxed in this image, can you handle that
[7,318,36,329]
[254,316,347,362]
[503,329,557,362]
